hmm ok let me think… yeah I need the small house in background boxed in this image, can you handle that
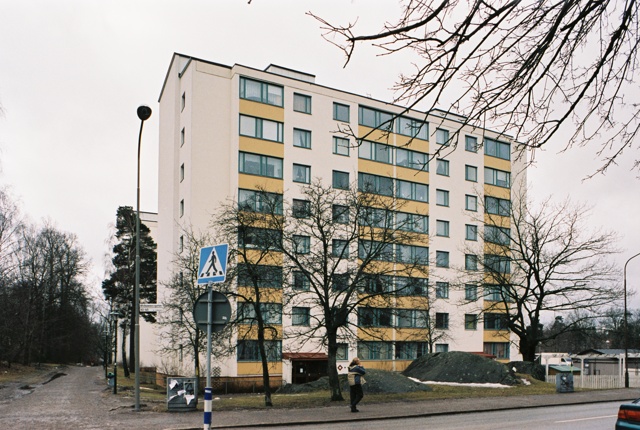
[537,352,579,377]
[572,349,640,376]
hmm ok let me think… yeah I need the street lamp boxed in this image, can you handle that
[624,251,640,388]
[135,105,152,410]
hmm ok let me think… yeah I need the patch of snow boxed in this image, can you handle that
[407,377,512,389]
[521,378,531,385]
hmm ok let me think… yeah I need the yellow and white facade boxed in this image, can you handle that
[151,53,526,382]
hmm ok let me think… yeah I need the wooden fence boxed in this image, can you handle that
[546,374,640,389]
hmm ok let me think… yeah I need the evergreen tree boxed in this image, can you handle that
[102,206,157,375]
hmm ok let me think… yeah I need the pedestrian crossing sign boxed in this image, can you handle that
[197,244,229,284]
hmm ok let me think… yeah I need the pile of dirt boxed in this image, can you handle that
[508,361,546,381]
[277,368,432,394]
[403,351,520,386]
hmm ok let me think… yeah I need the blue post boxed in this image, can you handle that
[203,387,212,430]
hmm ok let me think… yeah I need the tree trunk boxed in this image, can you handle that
[122,326,130,378]
[326,329,343,401]
[257,322,273,407]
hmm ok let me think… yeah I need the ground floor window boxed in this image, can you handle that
[357,341,393,360]
[237,340,282,362]
[483,342,510,359]
[395,342,428,360]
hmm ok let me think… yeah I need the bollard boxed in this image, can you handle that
[203,387,212,430]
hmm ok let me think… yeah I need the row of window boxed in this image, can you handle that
[236,339,509,361]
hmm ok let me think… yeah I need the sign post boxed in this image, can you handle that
[196,244,229,430]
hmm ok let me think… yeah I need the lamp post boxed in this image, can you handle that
[135,105,152,410]
[110,312,120,395]
[624,251,640,388]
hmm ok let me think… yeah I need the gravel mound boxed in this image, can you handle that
[277,368,432,394]
[403,351,520,386]
[508,361,546,381]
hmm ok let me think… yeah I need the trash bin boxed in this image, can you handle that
[167,377,198,411]
[107,372,115,387]
[556,372,574,393]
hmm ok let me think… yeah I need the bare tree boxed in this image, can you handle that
[310,1,640,174]
[464,190,621,361]
[214,181,429,401]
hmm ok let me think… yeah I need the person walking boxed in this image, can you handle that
[347,357,366,412]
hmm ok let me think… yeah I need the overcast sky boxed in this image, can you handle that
[1,1,638,311]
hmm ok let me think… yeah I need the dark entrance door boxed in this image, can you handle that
[292,359,327,384]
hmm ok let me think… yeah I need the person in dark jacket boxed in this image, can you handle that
[347,357,366,412]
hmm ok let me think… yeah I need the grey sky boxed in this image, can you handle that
[1,1,638,309]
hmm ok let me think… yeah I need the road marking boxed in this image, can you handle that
[556,415,617,423]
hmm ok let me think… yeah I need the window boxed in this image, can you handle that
[292,307,310,326]
[293,164,311,183]
[465,254,478,271]
[239,77,283,107]
[435,282,449,299]
[485,225,511,245]
[485,254,511,273]
[293,93,311,114]
[360,274,394,294]
[293,235,310,254]
[465,314,478,330]
[292,199,310,218]
[465,284,478,301]
[333,102,350,122]
[332,170,350,190]
[237,264,283,288]
[396,212,428,234]
[484,342,510,359]
[485,284,506,301]
[179,199,184,217]
[436,159,450,176]
[180,127,185,146]
[293,128,311,148]
[465,135,478,152]
[397,309,428,328]
[332,205,349,224]
[436,128,450,145]
[396,116,428,140]
[332,239,349,257]
[181,92,185,111]
[396,342,428,360]
[436,189,449,206]
[485,167,511,188]
[465,195,478,211]
[358,307,393,327]
[435,343,449,353]
[238,227,282,250]
[179,235,184,252]
[237,340,282,362]
[358,173,394,197]
[332,273,349,291]
[358,341,393,360]
[436,251,449,268]
[484,313,509,330]
[239,152,283,178]
[359,106,393,131]
[466,224,478,241]
[180,163,185,182]
[396,244,429,264]
[395,276,428,296]
[485,196,511,216]
[397,180,428,202]
[396,148,428,171]
[333,136,350,156]
[436,220,449,237]
[360,207,393,229]
[336,343,348,360]
[239,115,284,142]
[484,137,510,160]
[237,302,282,324]
[293,271,310,291]
[359,240,394,262]
[359,141,392,164]
[238,189,283,214]
[435,313,449,329]
[465,165,477,182]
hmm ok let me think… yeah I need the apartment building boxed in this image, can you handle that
[153,53,526,383]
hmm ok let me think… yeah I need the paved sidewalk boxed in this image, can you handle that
[169,387,638,429]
